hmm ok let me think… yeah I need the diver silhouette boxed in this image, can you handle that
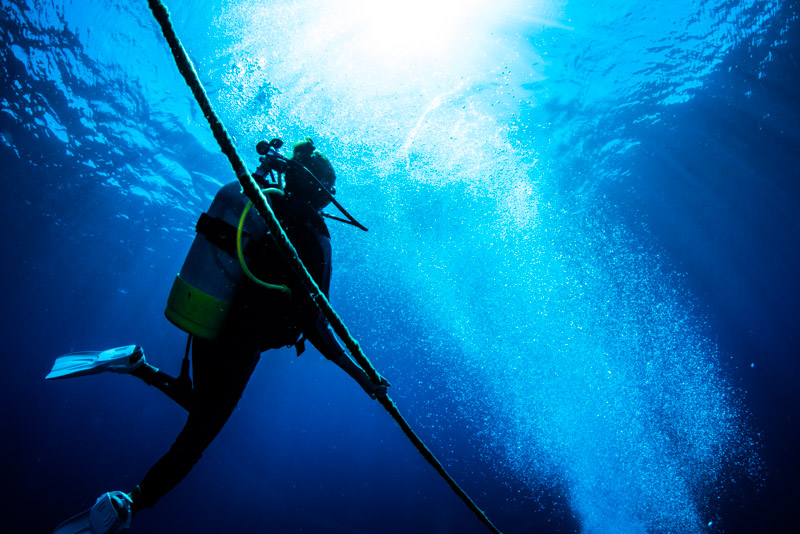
[47,138,388,534]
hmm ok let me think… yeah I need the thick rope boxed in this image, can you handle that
[146,2,502,533]
[377,395,503,533]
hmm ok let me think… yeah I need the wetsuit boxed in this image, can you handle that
[129,189,347,513]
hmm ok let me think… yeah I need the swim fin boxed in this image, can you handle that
[45,345,144,380]
[53,491,133,534]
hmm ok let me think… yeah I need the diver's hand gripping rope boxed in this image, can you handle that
[146,2,502,533]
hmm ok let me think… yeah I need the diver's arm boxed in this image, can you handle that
[296,219,388,397]
[331,351,389,399]
[306,313,388,398]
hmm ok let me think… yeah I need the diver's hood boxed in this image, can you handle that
[286,138,336,210]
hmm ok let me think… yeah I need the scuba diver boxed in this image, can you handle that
[47,137,389,534]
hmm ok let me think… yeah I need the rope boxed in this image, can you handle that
[146,2,502,533]
[377,396,502,533]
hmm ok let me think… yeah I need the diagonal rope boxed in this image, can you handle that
[145,2,502,532]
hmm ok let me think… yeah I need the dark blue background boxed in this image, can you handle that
[2,1,798,533]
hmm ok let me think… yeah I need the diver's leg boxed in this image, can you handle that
[131,363,193,412]
[130,336,194,411]
[128,336,260,513]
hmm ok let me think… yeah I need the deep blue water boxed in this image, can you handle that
[2,1,798,533]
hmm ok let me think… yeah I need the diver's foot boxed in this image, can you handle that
[52,491,133,534]
[46,345,146,380]
[108,346,145,374]
[90,492,133,533]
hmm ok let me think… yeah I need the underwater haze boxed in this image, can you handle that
[2,0,798,533]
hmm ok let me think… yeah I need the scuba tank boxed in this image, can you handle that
[165,181,274,339]
[164,137,366,342]
[165,139,289,340]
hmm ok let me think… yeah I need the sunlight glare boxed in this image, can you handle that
[350,0,490,65]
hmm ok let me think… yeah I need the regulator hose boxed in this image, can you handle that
[236,193,290,294]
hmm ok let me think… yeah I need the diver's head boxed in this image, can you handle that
[285,137,336,210]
